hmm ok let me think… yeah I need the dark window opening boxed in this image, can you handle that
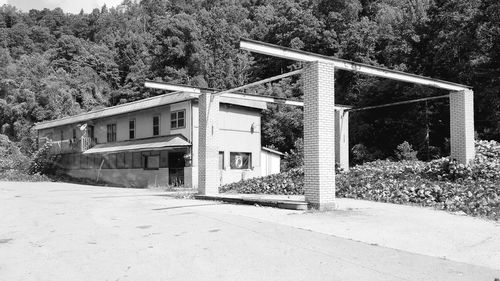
[153,116,160,136]
[219,151,224,170]
[107,124,116,142]
[129,119,135,139]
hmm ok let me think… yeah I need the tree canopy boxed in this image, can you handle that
[0,0,498,161]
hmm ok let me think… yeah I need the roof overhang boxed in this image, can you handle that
[144,81,354,110]
[34,92,198,131]
[83,135,190,154]
[240,38,471,92]
[261,146,284,156]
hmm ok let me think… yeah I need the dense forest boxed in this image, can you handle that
[0,0,499,163]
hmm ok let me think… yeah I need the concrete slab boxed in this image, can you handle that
[205,194,500,271]
[1,181,499,281]
[195,193,308,210]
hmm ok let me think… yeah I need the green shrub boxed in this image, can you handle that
[220,167,304,195]
[28,142,55,175]
[0,134,29,171]
[0,169,51,182]
[220,140,500,220]
[395,141,418,161]
[282,138,304,170]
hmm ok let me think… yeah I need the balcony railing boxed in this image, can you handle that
[41,137,96,154]
[80,136,96,152]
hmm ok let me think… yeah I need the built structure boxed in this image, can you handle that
[33,90,284,188]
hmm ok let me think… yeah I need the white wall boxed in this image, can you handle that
[191,102,263,187]
[260,150,281,176]
[40,101,193,146]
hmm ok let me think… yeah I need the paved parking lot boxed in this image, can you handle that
[1,181,499,281]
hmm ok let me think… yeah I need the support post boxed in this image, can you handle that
[303,61,336,210]
[335,109,349,171]
[198,93,220,195]
[449,89,475,164]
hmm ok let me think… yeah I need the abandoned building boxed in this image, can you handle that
[33,89,285,188]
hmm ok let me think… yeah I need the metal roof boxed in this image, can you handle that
[83,134,190,154]
[33,91,267,131]
[240,38,472,92]
[261,146,284,156]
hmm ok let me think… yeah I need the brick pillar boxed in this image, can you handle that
[303,61,336,210]
[450,89,475,164]
[335,109,349,171]
[198,93,220,195]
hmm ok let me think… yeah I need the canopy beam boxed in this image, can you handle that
[240,38,471,92]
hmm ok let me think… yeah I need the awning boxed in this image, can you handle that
[83,134,191,154]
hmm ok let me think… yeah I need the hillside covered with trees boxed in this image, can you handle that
[0,0,499,163]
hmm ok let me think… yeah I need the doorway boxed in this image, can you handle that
[168,151,185,186]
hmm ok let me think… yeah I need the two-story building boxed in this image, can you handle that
[34,90,283,188]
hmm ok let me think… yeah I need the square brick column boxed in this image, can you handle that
[198,93,220,195]
[303,61,336,210]
[335,109,349,171]
[450,89,475,164]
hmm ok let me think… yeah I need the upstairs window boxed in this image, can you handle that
[153,115,160,136]
[171,110,185,129]
[106,124,116,142]
[129,119,135,139]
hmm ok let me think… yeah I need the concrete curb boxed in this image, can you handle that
[194,194,308,210]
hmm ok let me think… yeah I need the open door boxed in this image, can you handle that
[168,151,185,186]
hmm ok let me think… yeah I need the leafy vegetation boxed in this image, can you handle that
[221,140,500,220]
[0,0,498,162]
[0,133,52,181]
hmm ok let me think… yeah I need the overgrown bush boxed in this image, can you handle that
[28,142,56,175]
[220,140,500,220]
[395,141,418,161]
[0,134,29,171]
[281,138,304,170]
[220,167,304,195]
[0,169,51,182]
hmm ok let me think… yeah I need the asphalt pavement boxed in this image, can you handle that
[1,181,499,281]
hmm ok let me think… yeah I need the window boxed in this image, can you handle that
[74,154,81,169]
[94,154,103,169]
[102,155,110,169]
[69,154,76,168]
[145,155,160,170]
[153,115,160,136]
[117,153,125,169]
[160,151,168,168]
[132,152,142,168]
[124,152,132,169]
[87,155,95,169]
[108,154,117,169]
[230,152,251,169]
[129,119,135,139]
[81,155,89,169]
[219,151,225,170]
[61,154,69,167]
[72,128,76,139]
[106,124,116,142]
[170,110,185,129]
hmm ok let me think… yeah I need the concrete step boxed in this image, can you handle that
[195,194,308,210]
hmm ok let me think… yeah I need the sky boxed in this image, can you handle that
[0,0,125,14]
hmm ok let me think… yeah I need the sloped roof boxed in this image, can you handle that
[33,91,267,130]
[83,134,190,154]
